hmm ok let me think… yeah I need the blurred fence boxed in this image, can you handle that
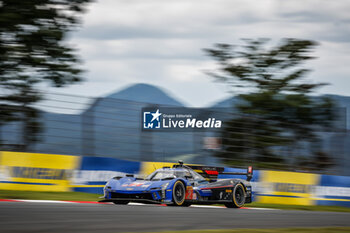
[0,91,349,175]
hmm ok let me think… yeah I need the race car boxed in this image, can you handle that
[99,161,253,208]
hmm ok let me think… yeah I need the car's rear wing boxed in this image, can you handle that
[188,165,253,181]
[220,166,253,181]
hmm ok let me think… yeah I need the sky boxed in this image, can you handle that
[46,0,350,108]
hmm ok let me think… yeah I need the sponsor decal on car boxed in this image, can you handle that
[185,186,194,200]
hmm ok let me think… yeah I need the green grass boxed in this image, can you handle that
[140,228,350,233]
[1,190,350,213]
[0,189,100,201]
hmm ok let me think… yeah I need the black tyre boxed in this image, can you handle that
[113,200,129,205]
[168,180,186,206]
[225,183,246,208]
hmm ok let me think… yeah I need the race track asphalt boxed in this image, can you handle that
[1,202,350,233]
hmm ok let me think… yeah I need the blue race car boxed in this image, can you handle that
[100,161,253,208]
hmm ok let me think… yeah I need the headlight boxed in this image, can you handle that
[161,182,169,190]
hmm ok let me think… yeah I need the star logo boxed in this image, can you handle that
[150,109,162,122]
[143,109,162,129]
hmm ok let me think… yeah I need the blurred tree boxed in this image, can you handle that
[205,39,335,170]
[0,0,92,150]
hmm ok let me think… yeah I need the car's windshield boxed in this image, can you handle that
[146,168,206,181]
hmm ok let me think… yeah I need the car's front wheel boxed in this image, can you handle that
[113,200,129,205]
[168,180,186,206]
[225,183,246,208]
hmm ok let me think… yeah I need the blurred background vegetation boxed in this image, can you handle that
[205,39,338,171]
[0,0,92,150]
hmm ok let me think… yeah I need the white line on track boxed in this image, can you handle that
[190,205,225,208]
[128,203,225,209]
[128,202,148,206]
[16,199,75,204]
[247,207,278,210]
[1,199,276,210]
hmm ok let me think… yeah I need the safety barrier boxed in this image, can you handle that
[315,175,350,207]
[0,151,80,192]
[255,170,318,205]
[0,151,349,207]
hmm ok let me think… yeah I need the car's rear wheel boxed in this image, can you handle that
[168,180,186,206]
[225,183,246,208]
[113,200,129,205]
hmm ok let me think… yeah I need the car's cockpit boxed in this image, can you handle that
[145,168,206,182]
